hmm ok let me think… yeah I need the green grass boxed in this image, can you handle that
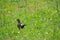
[0,0,60,40]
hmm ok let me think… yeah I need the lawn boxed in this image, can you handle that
[0,0,60,40]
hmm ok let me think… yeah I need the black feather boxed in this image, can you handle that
[17,19,25,30]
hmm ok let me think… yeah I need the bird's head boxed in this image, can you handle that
[17,19,20,22]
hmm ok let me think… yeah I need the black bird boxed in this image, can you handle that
[17,19,25,30]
